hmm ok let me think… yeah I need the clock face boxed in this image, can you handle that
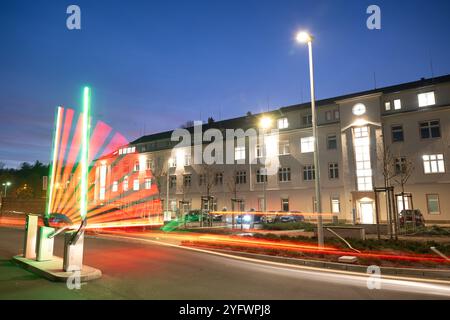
[352,103,366,116]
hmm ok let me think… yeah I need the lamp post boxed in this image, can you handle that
[296,31,324,247]
[259,116,273,213]
[2,182,11,197]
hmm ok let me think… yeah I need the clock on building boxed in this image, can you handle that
[352,103,367,116]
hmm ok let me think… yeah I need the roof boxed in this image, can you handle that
[132,74,450,145]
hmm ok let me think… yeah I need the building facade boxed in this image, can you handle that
[95,75,450,225]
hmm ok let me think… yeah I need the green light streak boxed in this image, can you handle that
[80,87,91,219]
[46,107,63,217]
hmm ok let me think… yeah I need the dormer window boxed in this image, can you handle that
[418,92,436,107]
[277,118,289,129]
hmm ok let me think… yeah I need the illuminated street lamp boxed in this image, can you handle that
[259,116,273,212]
[2,182,11,197]
[296,30,324,247]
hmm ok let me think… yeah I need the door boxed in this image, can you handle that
[360,202,374,224]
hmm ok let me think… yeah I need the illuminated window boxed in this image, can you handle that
[123,176,129,192]
[303,165,315,181]
[279,141,290,155]
[329,163,339,179]
[235,146,246,161]
[278,167,291,182]
[420,120,440,139]
[385,102,391,111]
[354,126,372,191]
[146,159,154,170]
[169,157,177,168]
[331,196,340,214]
[256,168,267,184]
[145,178,152,190]
[112,181,118,193]
[301,137,315,153]
[278,118,289,129]
[134,161,140,172]
[235,171,247,184]
[418,92,436,107]
[394,99,402,110]
[427,194,440,215]
[423,154,445,174]
[118,149,123,155]
[133,179,139,191]
[334,110,340,120]
[184,154,191,166]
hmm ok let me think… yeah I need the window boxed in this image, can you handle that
[327,135,337,150]
[279,141,290,155]
[420,120,440,139]
[169,175,177,188]
[423,154,445,174]
[198,174,205,186]
[215,173,223,185]
[325,111,332,121]
[391,125,404,142]
[385,102,391,111]
[256,145,264,158]
[256,168,268,184]
[281,199,289,212]
[418,92,436,107]
[183,175,192,187]
[133,179,140,191]
[354,126,372,191]
[334,110,340,120]
[302,114,312,126]
[133,161,140,172]
[395,157,407,174]
[329,163,339,179]
[99,164,107,200]
[278,167,291,182]
[145,178,152,190]
[184,154,191,166]
[146,159,154,171]
[112,181,118,193]
[235,146,246,161]
[303,165,315,181]
[123,176,129,192]
[394,99,402,110]
[278,118,289,129]
[301,137,315,153]
[236,171,247,184]
[169,157,177,168]
[331,196,340,214]
[427,194,441,215]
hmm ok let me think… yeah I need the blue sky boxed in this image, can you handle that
[1,0,450,167]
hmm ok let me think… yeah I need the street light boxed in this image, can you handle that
[259,116,273,213]
[296,30,324,247]
[2,182,11,197]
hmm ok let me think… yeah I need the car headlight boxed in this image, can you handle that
[243,215,252,223]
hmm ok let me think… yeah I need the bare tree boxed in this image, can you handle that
[198,164,216,226]
[226,165,241,228]
[393,155,415,218]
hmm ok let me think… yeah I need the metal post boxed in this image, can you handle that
[307,40,324,247]
[166,169,170,223]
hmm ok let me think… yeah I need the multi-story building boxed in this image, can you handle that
[94,75,450,225]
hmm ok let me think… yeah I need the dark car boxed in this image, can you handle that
[399,209,425,227]
[278,213,305,223]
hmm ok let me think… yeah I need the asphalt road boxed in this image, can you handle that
[0,227,449,300]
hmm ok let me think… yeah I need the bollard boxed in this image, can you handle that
[36,226,55,261]
[23,215,39,259]
[63,230,84,272]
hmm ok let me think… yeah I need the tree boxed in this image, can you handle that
[198,164,216,227]
[226,165,242,228]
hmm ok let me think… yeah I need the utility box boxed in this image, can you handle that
[63,231,84,272]
[36,226,55,261]
[23,215,39,259]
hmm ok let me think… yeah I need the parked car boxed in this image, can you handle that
[279,212,305,223]
[399,209,425,227]
[184,210,209,223]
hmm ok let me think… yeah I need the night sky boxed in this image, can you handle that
[1,0,450,168]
